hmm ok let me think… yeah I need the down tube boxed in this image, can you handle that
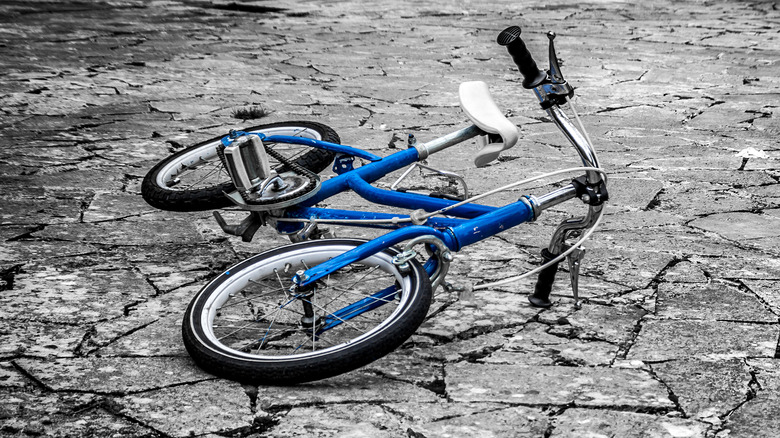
[448,198,536,249]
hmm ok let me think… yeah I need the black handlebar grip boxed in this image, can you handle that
[529,249,559,308]
[497,26,547,89]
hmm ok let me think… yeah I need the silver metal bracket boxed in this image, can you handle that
[289,219,334,243]
[397,235,453,291]
[257,173,286,195]
[391,249,417,273]
[390,162,469,201]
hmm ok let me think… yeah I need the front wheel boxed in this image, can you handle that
[182,239,432,385]
[142,121,339,211]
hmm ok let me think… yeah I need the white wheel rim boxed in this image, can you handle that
[155,126,323,190]
[194,244,413,361]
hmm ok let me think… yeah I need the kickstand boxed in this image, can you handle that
[564,244,585,308]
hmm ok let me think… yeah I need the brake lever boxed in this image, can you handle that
[532,32,574,109]
[547,32,565,84]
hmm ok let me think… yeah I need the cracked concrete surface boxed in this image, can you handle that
[1,0,779,436]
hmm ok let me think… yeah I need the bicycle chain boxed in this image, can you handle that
[216,141,319,205]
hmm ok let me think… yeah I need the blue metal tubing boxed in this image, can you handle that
[346,176,495,218]
[294,145,495,218]
[282,207,468,229]
[294,225,457,286]
[263,135,382,162]
[295,198,535,287]
[276,133,536,287]
[301,147,420,206]
[448,198,535,248]
[318,285,397,332]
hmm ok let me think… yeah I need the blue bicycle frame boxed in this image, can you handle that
[214,96,604,332]
[240,118,590,291]
[174,26,610,385]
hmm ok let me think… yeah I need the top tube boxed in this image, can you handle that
[264,135,383,162]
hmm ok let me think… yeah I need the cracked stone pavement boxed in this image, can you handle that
[1,0,779,436]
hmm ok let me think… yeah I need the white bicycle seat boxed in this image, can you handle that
[459,81,519,167]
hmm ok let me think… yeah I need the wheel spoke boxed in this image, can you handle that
[318,266,390,310]
[254,297,291,352]
[216,277,285,308]
[216,269,398,353]
[191,240,428,374]
[177,161,225,190]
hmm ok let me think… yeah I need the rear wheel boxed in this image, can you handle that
[182,239,433,384]
[141,121,338,211]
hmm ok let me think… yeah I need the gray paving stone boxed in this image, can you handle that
[82,191,160,222]
[0,389,156,437]
[651,358,752,421]
[14,356,212,393]
[688,252,780,280]
[551,408,709,437]
[266,403,406,437]
[657,282,777,322]
[742,279,780,316]
[115,379,254,437]
[655,187,764,218]
[33,219,206,245]
[715,359,780,437]
[410,405,550,437]
[445,362,675,409]
[0,264,155,324]
[483,322,619,366]
[566,302,647,345]
[0,361,30,389]
[690,212,780,241]
[0,240,100,264]
[417,288,540,341]
[628,320,779,362]
[364,347,445,388]
[0,225,37,241]
[93,313,188,358]
[0,319,87,359]
[0,195,84,226]
[663,261,710,284]
[579,233,677,289]
[255,371,439,411]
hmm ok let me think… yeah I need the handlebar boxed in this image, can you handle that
[497,26,609,308]
[497,26,603,186]
[497,26,547,89]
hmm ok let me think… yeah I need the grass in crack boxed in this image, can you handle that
[232,106,271,120]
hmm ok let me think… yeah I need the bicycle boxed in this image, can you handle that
[142,26,609,385]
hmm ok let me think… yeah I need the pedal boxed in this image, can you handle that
[213,211,264,242]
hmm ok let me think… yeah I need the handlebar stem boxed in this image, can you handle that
[544,105,602,185]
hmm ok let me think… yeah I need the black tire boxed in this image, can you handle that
[142,121,339,211]
[182,239,432,385]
